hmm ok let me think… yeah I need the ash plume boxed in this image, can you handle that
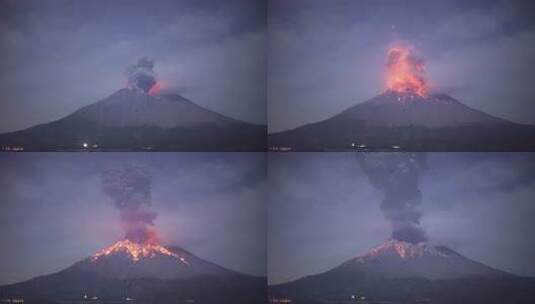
[386,46,428,96]
[357,153,427,244]
[101,164,157,244]
[126,57,156,93]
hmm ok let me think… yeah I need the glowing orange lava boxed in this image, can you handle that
[92,239,189,265]
[386,46,428,97]
[148,82,163,96]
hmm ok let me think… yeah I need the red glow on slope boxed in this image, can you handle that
[386,46,428,97]
[92,239,190,265]
[357,240,449,262]
[148,82,165,96]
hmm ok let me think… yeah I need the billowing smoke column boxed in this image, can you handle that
[126,57,157,93]
[357,153,427,244]
[102,165,157,244]
[386,46,428,96]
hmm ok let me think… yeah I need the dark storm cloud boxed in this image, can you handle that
[0,0,266,133]
[268,153,535,285]
[0,153,266,285]
[268,0,535,132]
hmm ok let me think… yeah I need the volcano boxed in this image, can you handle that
[269,240,535,304]
[0,88,266,151]
[0,240,266,304]
[269,90,535,151]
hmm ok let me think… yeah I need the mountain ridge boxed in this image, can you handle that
[70,89,245,129]
[0,88,266,151]
[269,91,535,151]
[0,241,266,304]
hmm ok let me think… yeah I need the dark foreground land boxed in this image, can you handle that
[1,275,267,304]
[270,276,535,304]
[269,122,535,152]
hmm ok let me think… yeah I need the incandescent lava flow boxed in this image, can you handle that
[92,239,190,265]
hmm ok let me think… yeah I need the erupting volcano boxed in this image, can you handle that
[0,239,266,303]
[92,239,190,265]
[269,239,535,304]
[126,57,158,94]
[91,165,189,266]
[269,46,535,151]
[0,164,266,303]
[0,57,266,151]
[386,46,428,97]
[268,153,535,303]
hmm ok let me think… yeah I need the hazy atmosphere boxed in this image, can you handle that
[0,0,266,133]
[268,0,535,132]
[0,152,266,285]
[268,153,535,284]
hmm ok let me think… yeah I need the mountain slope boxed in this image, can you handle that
[334,240,509,280]
[0,89,266,151]
[335,91,510,128]
[72,89,241,129]
[70,240,243,280]
[0,241,266,304]
[269,240,535,304]
[269,91,535,151]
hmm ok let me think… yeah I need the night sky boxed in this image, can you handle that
[0,153,266,285]
[0,0,266,133]
[268,0,535,132]
[268,153,535,285]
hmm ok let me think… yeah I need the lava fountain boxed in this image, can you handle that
[386,46,428,97]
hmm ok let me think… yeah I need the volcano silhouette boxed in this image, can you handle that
[269,240,535,304]
[0,241,266,304]
[0,88,266,151]
[269,91,535,151]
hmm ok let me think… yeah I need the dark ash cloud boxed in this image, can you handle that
[126,57,156,93]
[102,164,156,244]
[357,153,427,244]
